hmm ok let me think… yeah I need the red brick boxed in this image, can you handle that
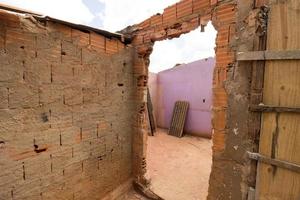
[90,32,105,53]
[150,27,167,41]
[212,108,226,130]
[48,21,72,39]
[216,51,234,65]
[71,29,90,47]
[210,0,218,5]
[150,14,163,27]
[177,0,193,19]
[132,34,144,45]
[138,18,151,29]
[213,67,227,88]
[193,0,210,13]
[216,26,230,47]
[215,4,236,25]
[163,5,177,25]
[105,38,118,55]
[212,129,226,152]
[212,87,228,107]
[5,29,35,49]
[200,14,212,25]
[181,18,199,33]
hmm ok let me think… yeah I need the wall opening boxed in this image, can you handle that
[146,22,217,199]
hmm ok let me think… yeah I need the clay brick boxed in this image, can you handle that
[39,85,63,105]
[143,33,152,44]
[213,67,227,88]
[212,108,226,130]
[72,28,90,47]
[200,14,212,25]
[8,84,39,109]
[212,129,226,152]
[216,51,234,65]
[47,21,72,40]
[90,32,105,53]
[0,10,136,199]
[82,87,99,103]
[5,29,35,48]
[210,0,218,5]
[150,14,163,27]
[255,0,269,7]
[61,40,82,65]
[136,45,152,56]
[163,4,177,25]
[0,87,8,109]
[0,57,23,83]
[117,40,125,50]
[138,18,151,29]
[212,87,227,107]
[181,18,199,33]
[177,0,193,19]
[36,34,61,62]
[193,0,210,13]
[132,34,144,45]
[216,26,230,47]
[0,10,20,27]
[51,63,75,85]
[150,28,167,41]
[105,38,118,55]
[214,4,236,25]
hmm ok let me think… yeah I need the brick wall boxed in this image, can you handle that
[0,10,135,199]
[123,0,264,199]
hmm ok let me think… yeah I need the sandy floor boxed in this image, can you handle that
[146,129,212,200]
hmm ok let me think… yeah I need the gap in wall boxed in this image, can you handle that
[146,22,217,200]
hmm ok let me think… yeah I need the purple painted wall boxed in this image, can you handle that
[150,57,215,138]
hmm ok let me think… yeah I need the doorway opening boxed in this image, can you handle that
[145,22,217,200]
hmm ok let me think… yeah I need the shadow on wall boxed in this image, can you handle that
[148,57,215,138]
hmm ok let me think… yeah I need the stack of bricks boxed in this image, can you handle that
[127,0,237,184]
[0,9,135,199]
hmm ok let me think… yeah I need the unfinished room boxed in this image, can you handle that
[145,23,216,199]
[0,0,300,200]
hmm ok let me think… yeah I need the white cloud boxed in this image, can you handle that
[149,22,217,73]
[0,0,94,24]
[98,0,179,32]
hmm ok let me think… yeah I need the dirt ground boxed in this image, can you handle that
[122,129,212,200]
[146,128,212,200]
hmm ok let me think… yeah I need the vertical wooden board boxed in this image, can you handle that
[256,0,300,199]
[258,113,300,199]
[266,0,300,51]
[263,61,300,107]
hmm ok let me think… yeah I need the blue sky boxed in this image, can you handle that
[0,0,217,72]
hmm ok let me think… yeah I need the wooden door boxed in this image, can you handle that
[255,0,300,199]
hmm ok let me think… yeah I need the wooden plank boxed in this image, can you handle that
[248,152,300,173]
[249,105,300,113]
[147,87,156,136]
[237,50,300,61]
[256,0,300,199]
[168,101,189,138]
